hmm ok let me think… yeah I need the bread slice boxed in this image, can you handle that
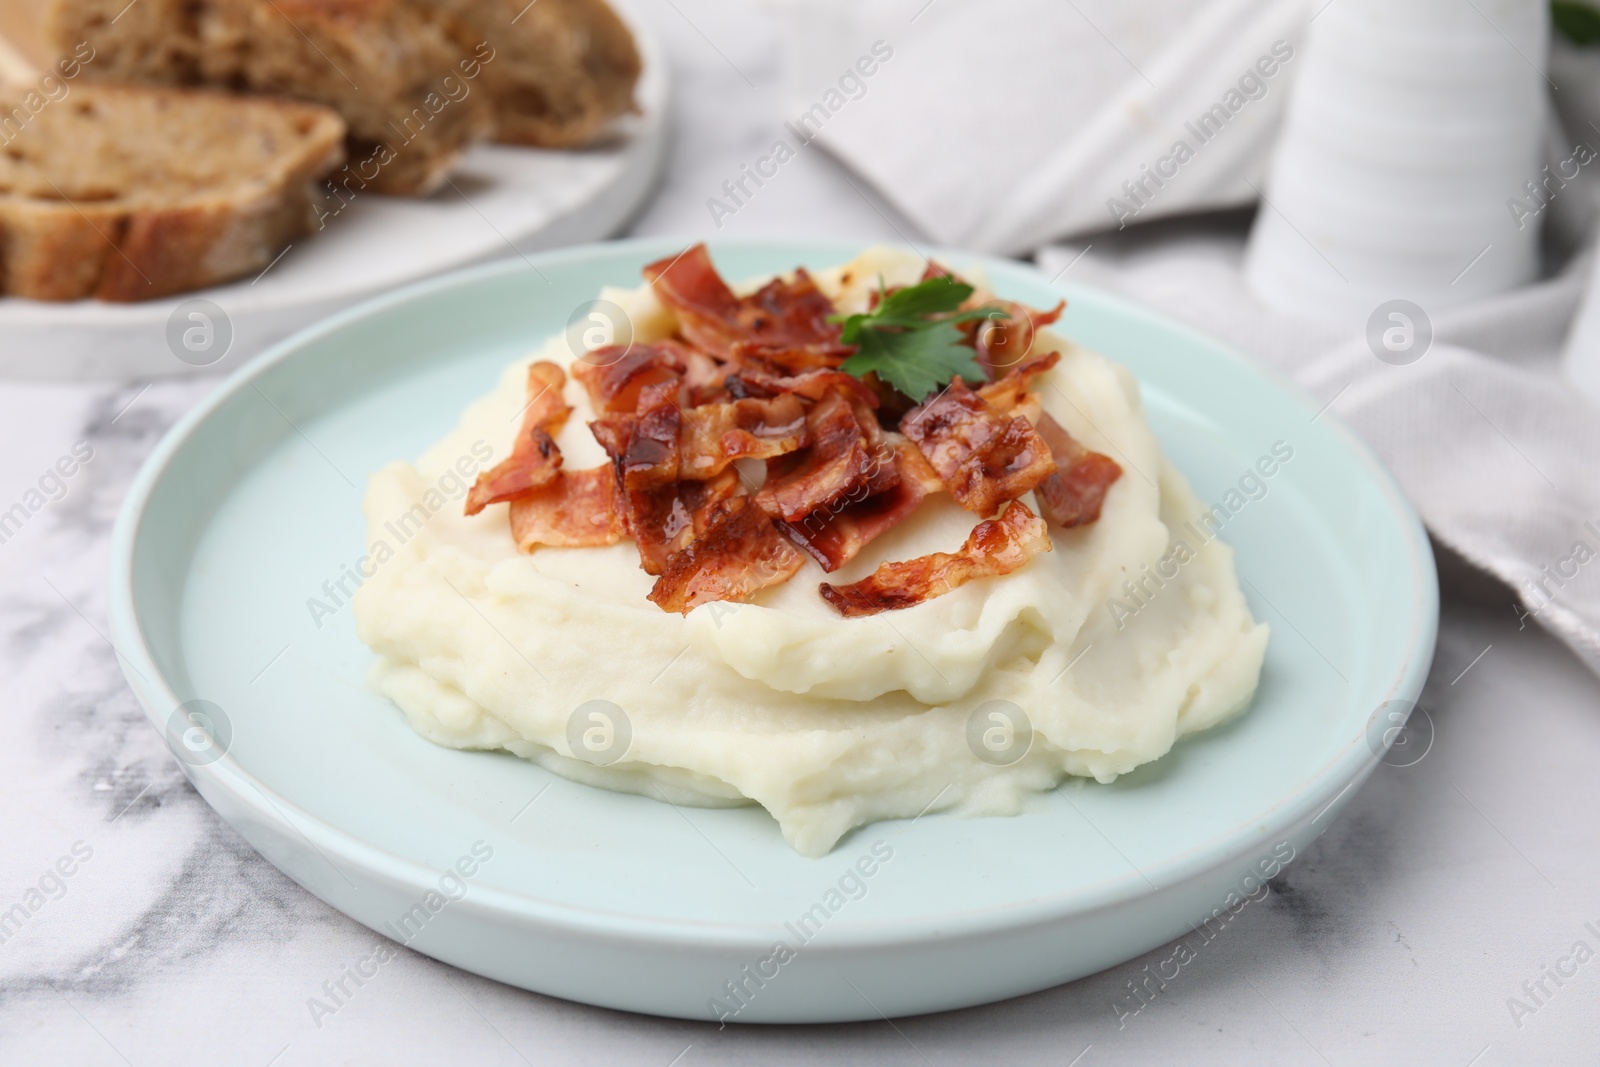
[0,0,50,74]
[428,0,641,148]
[0,82,344,301]
[44,0,494,195]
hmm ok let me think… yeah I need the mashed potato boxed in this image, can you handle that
[353,248,1268,856]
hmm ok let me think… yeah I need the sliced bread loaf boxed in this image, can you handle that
[428,0,640,148]
[0,82,345,301]
[44,0,493,195]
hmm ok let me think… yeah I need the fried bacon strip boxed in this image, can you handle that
[625,469,742,575]
[464,362,571,515]
[901,378,1057,516]
[725,364,879,407]
[1034,414,1123,529]
[643,243,847,362]
[971,354,1120,526]
[725,339,852,374]
[508,467,626,549]
[593,389,809,489]
[589,399,740,574]
[972,298,1065,380]
[680,394,809,479]
[618,381,682,490]
[570,343,688,414]
[756,388,895,523]
[735,271,850,353]
[976,352,1060,424]
[683,348,729,405]
[641,243,740,354]
[781,439,943,572]
[819,500,1052,617]
[648,496,806,613]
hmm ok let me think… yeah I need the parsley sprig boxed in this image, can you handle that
[832,275,1006,402]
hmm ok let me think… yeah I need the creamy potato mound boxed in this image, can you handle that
[353,248,1268,856]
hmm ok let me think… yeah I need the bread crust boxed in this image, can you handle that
[45,0,641,177]
[432,0,642,149]
[0,84,345,302]
[46,0,494,196]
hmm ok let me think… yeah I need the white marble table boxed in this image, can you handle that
[3,2,1597,1063]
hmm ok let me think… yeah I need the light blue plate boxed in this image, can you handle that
[108,238,1438,1023]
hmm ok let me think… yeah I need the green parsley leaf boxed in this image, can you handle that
[833,275,1007,401]
[841,322,986,404]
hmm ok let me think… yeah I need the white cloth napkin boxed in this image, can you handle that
[770,0,1309,253]
[778,0,1600,677]
[1038,233,1600,676]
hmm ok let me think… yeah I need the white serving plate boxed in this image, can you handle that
[109,238,1438,1022]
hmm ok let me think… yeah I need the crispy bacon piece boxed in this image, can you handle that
[725,364,879,408]
[819,500,1051,617]
[465,362,571,515]
[508,467,626,549]
[619,381,682,490]
[648,496,807,614]
[643,244,848,361]
[781,438,943,572]
[885,434,945,493]
[977,352,1061,424]
[592,391,808,488]
[625,469,742,575]
[973,298,1066,380]
[825,502,1049,617]
[588,414,631,475]
[726,339,852,374]
[570,342,688,415]
[848,393,900,498]
[901,378,1057,516]
[1034,414,1123,528]
[735,272,849,351]
[642,243,739,353]
[680,394,809,479]
[757,389,895,523]
[683,348,728,406]
[589,405,742,573]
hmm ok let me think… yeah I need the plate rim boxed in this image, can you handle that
[107,235,1440,950]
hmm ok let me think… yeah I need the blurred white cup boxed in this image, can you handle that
[1243,0,1548,329]
[1563,245,1600,404]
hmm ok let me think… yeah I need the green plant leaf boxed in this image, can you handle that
[833,274,1002,401]
[840,321,985,402]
